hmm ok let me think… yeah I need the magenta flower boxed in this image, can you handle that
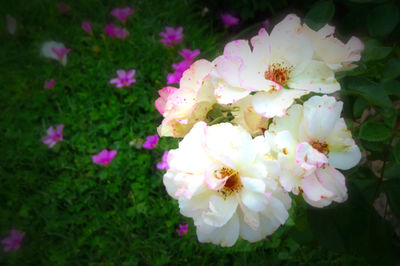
[51,46,71,62]
[44,79,55,89]
[159,26,183,47]
[58,2,70,14]
[1,230,25,252]
[42,124,64,148]
[111,7,134,23]
[156,151,169,170]
[104,24,129,39]
[114,27,129,39]
[105,24,116,37]
[143,134,159,149]
[221,13,239,27]
[82,21,92,34]
[92,149,117,166]
[110,69,136,88]
[167,71,183,85]
[178,48,200,61]
[263,19,270,29]
[176,224,188,236]
[166,59,193,84]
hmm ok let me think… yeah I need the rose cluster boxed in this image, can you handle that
[155,14,363,247]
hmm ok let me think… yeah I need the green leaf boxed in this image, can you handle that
[353,97,369,118]
[382,80,400,98]
[385,163,400,179]
[380,107,397,128]
[304,1,335,30]
[394,142,400,164]
[362,39,392,62]
[382,58,400,82]
[367,4,399,37]
[343,76,392,108]
[359,121,392,142]
[384,179,400,219]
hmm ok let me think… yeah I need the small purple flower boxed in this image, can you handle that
[166,59,193,84]
[42,124,64,148]
[114,27,129,39]
[143,134,159,149]
[58,2,70,14]
[1,230,25,252]
[160,26,183,47]
[156,151,169,170]
[92,149,117,166]
[105,24,116,37]
[167,71,183,85]
[221,13,239,27]
[110,69,136,88]
[51,46,71,61]
[178,48,200,61]
[44,79,55,89]
[82,21,92,34]
[263,19,270,29]
[176,224,188,236]
[111,7,134,23]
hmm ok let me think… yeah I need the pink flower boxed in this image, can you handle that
[111,7,134,23]
[82,21,92,34]
[92,149,117,166]
[156,151,169,170]
[114,27,129,39]
[221,13,239,27]
[110,69,136,88]
[143,134,159,149]
[167,71,183,85]
[58,2,70,14]
[51,46,71,61]
[1,230,25,252]
[105,24,116,37]
[176,224,188,236]
[44,79,55,89]
[159,26,183,47]
[178,48,200,61]
[166,58,195,84]
[104,24,129,39]
[42,124,64,148]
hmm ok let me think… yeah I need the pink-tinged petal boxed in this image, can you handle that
[214,55,243,89]
[56,124,64,135]
[316,165,347,203]
[127,69,135,78]
[81,21,92,34]
[116,70,126,78]
[109,78,121,85]
[295,142,328,171]
[302,171,334,202]
[155,86,178,115]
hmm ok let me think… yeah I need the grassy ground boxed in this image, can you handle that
[0,0,371,265]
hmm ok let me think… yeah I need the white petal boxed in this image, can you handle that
[252,89,308,118]
[202,194,238,227]
[301,172,334,202]
[328,145,361,170]
[241,189,268,212]
[241,177,266,193]
[268,104,303,138]
[212,78,249,104]
[288,60,340,94]
[197,212,240,247]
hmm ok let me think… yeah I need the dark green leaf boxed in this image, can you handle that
[367,4,399,37]
[384,179,400,219]
[304,1,335,30]
[343,76,392,107]
[362,39,392,62]
[353,97,369,118]
[382,80,400,98]
[380,107,397,128]
[382,58,400,82]
[394,142,400,164]
[359,121,392,142]
[385,163,400,179]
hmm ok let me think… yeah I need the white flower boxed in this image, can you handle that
[40,41,70,66]
[211,14,340,118]
[163,122,291,246]
[267,95,361,207]
[156,59,217,137]
[302,24,364,72]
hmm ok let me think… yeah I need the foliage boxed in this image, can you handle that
[0,0,399,265]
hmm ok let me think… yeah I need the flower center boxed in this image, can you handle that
[264,63,292,85]
[215,167,242,199]
[310,140,329,155]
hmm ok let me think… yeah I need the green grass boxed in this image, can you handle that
[0,0,378,265]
